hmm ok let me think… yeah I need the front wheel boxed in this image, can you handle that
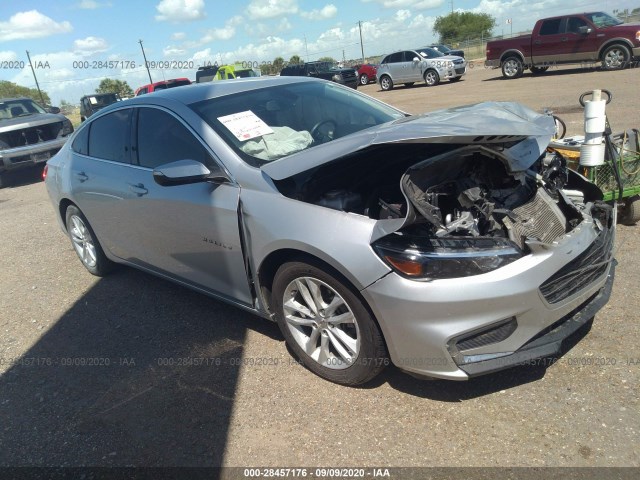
[601,44,630,70]
[424,70,440,86]
[502,56,524,79]
[272,261,387,385]
[359,73,369,85]
[379,75,393,91]
[65,205,114,276]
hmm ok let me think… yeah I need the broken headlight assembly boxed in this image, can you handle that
[373,234,523,279]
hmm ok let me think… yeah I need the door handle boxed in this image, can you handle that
[75,171,88,182]
[534,40,541,45]
[561,37,568,42]
[128,183,148,196]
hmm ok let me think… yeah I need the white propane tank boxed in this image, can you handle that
[579,89,607,166]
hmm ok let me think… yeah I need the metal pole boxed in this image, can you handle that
[25,51,46,106]
[138,39,153,84]
[358,21,365,64]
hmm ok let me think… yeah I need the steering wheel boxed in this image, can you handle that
[310,119,337,143]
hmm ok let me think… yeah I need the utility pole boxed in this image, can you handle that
[358,21,365,63]
[138,39,153,84]
[304,35,309,61]
[25,51,46,106]
[450,0,454,13]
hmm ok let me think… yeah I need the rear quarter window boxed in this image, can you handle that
[539,19,562,35]
[71,125,89,155]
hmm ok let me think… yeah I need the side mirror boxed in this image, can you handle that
[413,57,420,62]
[578,26,592,34]
[48,106,61,114]
[153,159,227,186]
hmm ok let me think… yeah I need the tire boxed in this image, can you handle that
[379,75,393,91]
[601,44,631,70]
[359,73,369,85]
[449,76,462,82]
[501,56,524,79]
[65,205,114,276]
[0,173,6,189]
[622,196,640,225]
[530,66,549,74]
[424,69,440,86]
[272,261,387,386]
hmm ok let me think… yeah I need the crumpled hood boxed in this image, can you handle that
[262,101,556,181]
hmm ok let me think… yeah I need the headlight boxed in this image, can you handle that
[636,30,640,42]
[332,74,342,83]
[373,235,523,279]
[62,119,73,136]
[448,61,453,68]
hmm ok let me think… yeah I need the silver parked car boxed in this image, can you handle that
[45,77,615,385]
[377,47,466,91]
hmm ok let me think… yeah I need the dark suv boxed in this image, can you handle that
[280,62,358,89]
[80,93,121,121]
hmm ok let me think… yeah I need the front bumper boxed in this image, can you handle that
[0,137,69,174]
[361,216,615,380]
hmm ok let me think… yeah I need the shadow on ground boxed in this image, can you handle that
[0,267,279,467]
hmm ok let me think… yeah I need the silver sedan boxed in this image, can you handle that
[44,77,615,385]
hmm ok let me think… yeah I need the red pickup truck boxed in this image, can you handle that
[486,11,640,79]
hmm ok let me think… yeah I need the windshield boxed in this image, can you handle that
[235,69,259,78]
[432,45,451,53]
[190,81,405,167]
[0,98,47,119]
[416,47,444,59]
[585,12,623,27]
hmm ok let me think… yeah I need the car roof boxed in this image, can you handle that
[133,76,322,105]
[0,97,32,102]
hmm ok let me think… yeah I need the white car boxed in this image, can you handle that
[377,47,467,90]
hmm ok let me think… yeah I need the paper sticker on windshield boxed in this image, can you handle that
[89,97,98,104]
[217,110,273,141]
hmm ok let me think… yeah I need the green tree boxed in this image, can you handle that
[0,80,51,105]
[96,78,133,98]
[272,56,285,74]
[289,54,302,65]
[260,63,272,75]
[433,11,496,43]
[318,56,336,63]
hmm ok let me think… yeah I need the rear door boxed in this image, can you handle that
[384,52,407,83]
[68,108,136,259]
[532,17,565,64]
[120,106,253,304]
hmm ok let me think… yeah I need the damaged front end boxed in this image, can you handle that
[269,102,614,285]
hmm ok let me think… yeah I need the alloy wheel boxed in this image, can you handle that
[69,215,97,268]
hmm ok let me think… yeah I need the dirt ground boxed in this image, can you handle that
[0,63,639,472]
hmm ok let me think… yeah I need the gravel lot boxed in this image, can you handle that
[0,64,639,471]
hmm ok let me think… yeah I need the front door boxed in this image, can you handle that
[121,106,253,305]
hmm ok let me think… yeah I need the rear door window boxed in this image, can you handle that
[88,109,131,163]
[539,19,562,35]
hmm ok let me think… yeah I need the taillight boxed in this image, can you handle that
[42,164,48,181]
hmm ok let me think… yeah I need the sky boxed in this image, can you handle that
[0,0,636,104]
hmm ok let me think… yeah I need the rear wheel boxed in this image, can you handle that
[380,75,393,91]
[502,56,524,79]
[622,196,640,225]
[424,70,440,86]
[0,173,5,189]
[359,73,369,85]
[65,205,114,276]
[601,44,630,70]
[272,261,387,385]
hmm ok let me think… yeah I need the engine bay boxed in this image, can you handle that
[274,142,604,253]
